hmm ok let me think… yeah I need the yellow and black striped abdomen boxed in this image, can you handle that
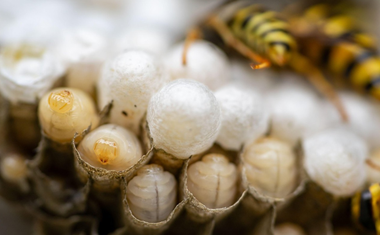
[229,5,296,66]
[312,40,380,99]
[298,4,376,49]
[352,183,380,234]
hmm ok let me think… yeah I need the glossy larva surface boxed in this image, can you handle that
[0,154,27,183]
[147,79,221,159]
[78,124,142,171]
[273,223,306,235]
[0,43,64,104]
[38,87,99,143]
[126,164,177,222]
[215,85,268,150]
[164,40,231,91]
[187,154,237,209]
[242,137,297,198]
[303,128,368,196]
[98,50,170,134]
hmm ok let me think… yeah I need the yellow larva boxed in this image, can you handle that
[126,164,177,222]
[0,154,27,184]
[187,153,237,209]
[273,223,306,235]
[242,137,297,198]
[48,89,74,113]
[77,124,142,171]
[38,87,99,143]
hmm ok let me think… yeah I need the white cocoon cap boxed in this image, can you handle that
[323,92,380,150]
[303,128,368,196]
[164,40,230,91]
[55,28,108,94]
[215,85,268,150]
[98,50,170,134]
[0,44,64,104]
[267,81,328,146]
[147,79,221,159]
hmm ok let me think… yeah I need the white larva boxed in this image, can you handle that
[0,43,64,104]
[303,128,368,196]
[187,154,237,209]
[0,154,27,184]
[266,80,328,147]
[164,40,231,91]
[38,87,99,143]
[126,164,177,222]
[78,124,142,171]
[242,137,297,198]
[273,223,306,235]
[98,50,170,134]
[54,28,108,95]
[215,85,269,151]
[147,79,221,159]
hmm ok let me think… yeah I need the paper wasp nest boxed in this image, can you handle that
[1,0,379,235]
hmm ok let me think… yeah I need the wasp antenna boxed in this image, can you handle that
[290,53,349,122]
[182,27,202,66]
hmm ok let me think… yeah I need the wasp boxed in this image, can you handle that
[288,3,380,101]
[182,1,348,121]
[352,183,380,234]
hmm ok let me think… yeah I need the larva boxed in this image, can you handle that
[77,124,143,171]
[242,137,297,198]
[38,88,99,143]
[126,164,177,222]
[273,223,306,235]
[1,154,27,184]
[187,153,237,209]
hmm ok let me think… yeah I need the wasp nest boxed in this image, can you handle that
[0,1,378,235]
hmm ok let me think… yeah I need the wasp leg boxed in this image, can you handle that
[366,159,380,171]
[290,53,349,122]
[206,14,271,70]
[182,27,203,65]
[250,61,271,70]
